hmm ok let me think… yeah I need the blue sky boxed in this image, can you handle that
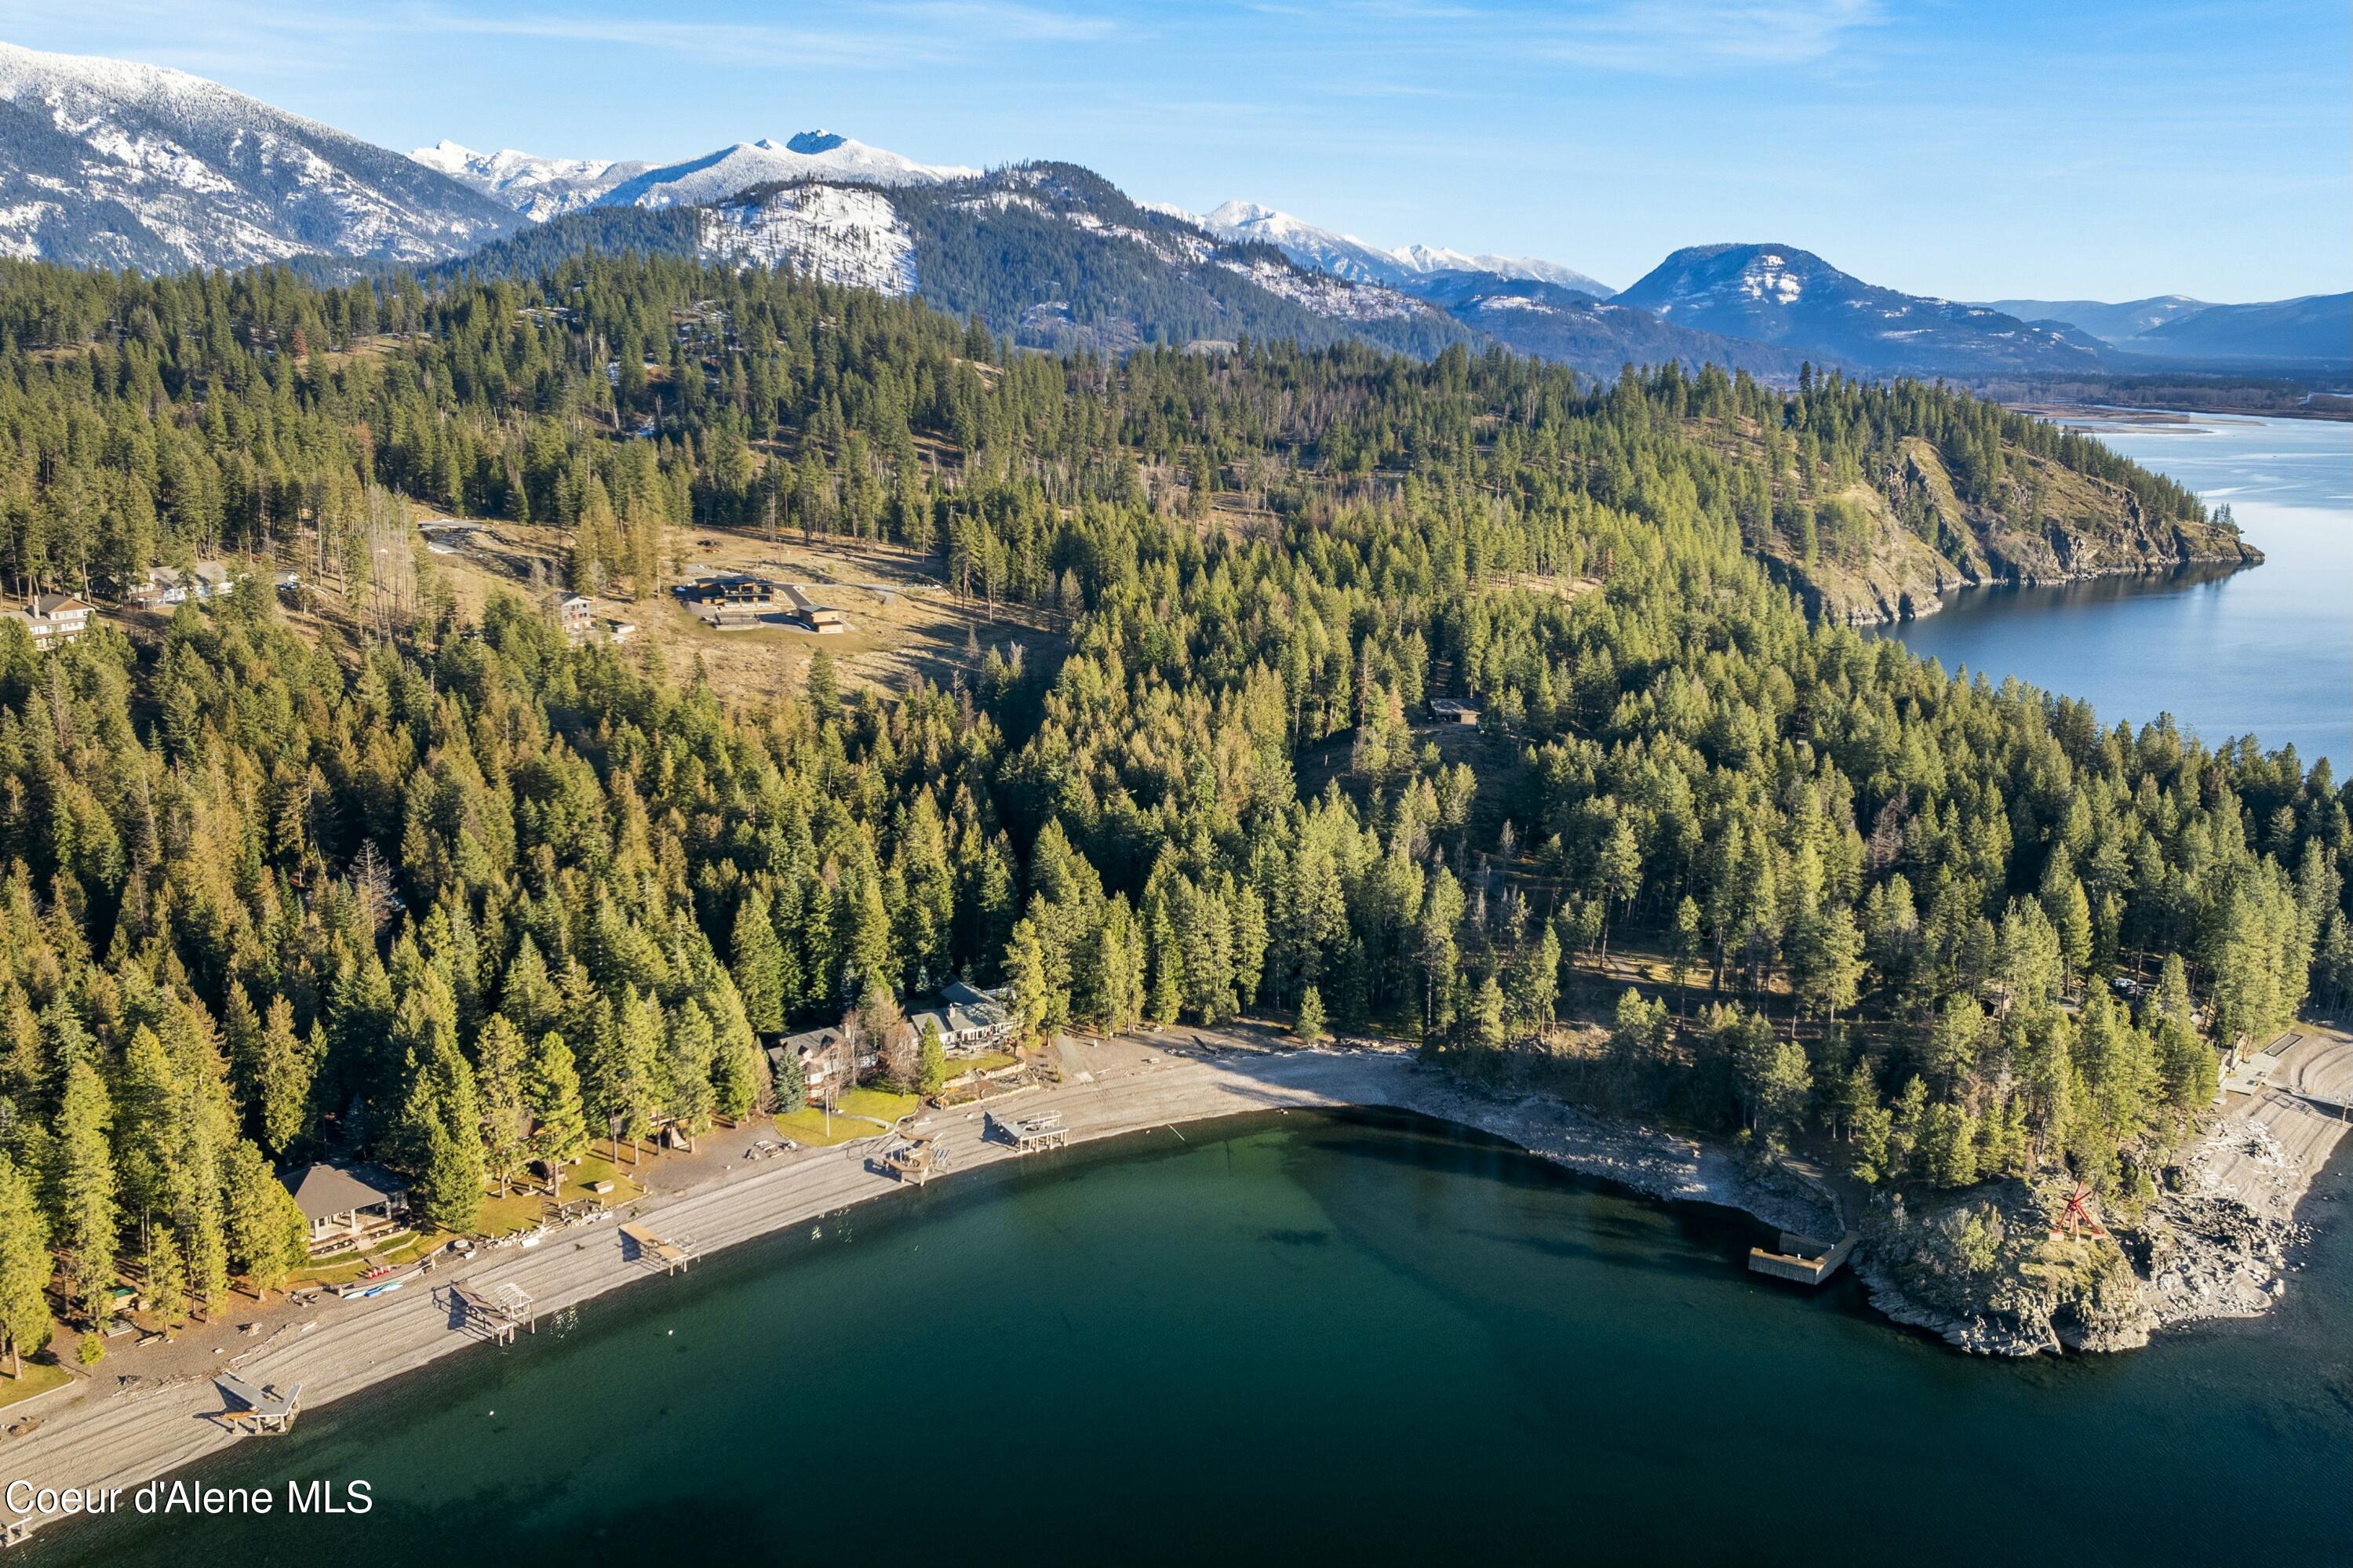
[3,1,2344,300]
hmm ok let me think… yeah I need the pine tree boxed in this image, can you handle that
[52,1059,118,1325]
[223,1140,306,1299]
[140,1225,188,1328]
[916,1019,949,1097]
[253,995,315,1157]
[526,1031,589,1197]
[0,1151,53,1376]
[1295,984,1327,1042]
[730,888,787,1034]
[475,1014,531,1195]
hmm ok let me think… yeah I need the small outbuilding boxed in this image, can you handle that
[1428,697,1481,726]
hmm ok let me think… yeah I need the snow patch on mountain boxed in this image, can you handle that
[1214,253,1422,322]
[698,184,915,295]
[410,141,650,221]
[1202,199,1613,297]
[0,41,519,269]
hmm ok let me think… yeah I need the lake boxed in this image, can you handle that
[1883,413,2351,773]
[24,1109,2351,1566]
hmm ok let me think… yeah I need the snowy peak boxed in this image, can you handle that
[416,129,977,218]
[596,133,979,210]
[408,140,649,221]
[1200,198,1612,297]
[0,41,519,270]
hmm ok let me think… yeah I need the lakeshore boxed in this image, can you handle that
[5,1025,2347,1549]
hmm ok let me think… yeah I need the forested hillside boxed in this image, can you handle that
[0,253,2341,1364]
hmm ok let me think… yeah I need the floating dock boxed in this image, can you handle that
[1747,1231,1858,1286]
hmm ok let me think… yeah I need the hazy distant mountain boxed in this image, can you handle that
[1199,201,1613,297]
[2131,293,2352,366]
[1616,244,2107,375]
[410,141,652,222]
[0,41,519,269]
[1983,295,2210,344]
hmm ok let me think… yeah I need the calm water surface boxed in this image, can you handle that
[1885,413,2351,773]
[26,1109,2351,1567]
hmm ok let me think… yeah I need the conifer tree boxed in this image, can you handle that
[1295,984,1327,1043]
[730,888,788,1035]
[526,1031,589,1198]
[53,1059,119,1325]
[0,1151,53,1376]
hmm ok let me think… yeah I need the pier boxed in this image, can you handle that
[620,1221,698,1275]
[451,1282,537,1344]
[989,1109,1070,1155]
[878,1132,947,1184]
[211,1373,302,1434]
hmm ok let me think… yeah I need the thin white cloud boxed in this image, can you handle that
[413,2,1116,67]
[1535,0,1885,68]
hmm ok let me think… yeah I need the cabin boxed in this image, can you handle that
[608,619,638,646]
[1428,697,1481,726]
[281,1162,410,1257]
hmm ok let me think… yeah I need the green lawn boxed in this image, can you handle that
[773,1087,919,1147]
[954,1051,1018,1075]
[0,1359,70,1411]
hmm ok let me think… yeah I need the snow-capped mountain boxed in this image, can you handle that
[0,42,519,269]
[596,132,978,210]
[1615,243,2105,374]
[1200,200,1613,297]
[410,141,651,222]
[479,161,1475,359]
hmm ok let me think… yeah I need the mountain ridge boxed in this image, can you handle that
[1617,243,2109,376]
[0,40,520,268]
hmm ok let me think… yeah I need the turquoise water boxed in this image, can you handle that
[23,1109,2351,1566]
[1885,413,2351,773]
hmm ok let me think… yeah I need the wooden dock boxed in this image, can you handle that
[989,1109,1069,1155]
[879,1132,947,1184]
[620,1221,696,1275]
[452,1282,537,1344]
[1747,1231,1858,1286]
[213,1373,302,1433]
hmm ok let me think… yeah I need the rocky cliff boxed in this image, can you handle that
[1766,437,2260,625]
